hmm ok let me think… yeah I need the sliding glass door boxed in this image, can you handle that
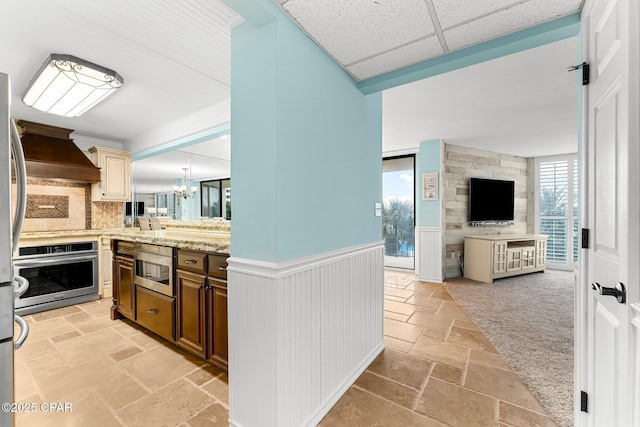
[382,156,415,270]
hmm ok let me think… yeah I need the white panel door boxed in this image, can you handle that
[582,0,639,426]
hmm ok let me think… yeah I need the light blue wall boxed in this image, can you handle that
[230,0,382,263]
[416,140,443,228]
[174,178,200,220]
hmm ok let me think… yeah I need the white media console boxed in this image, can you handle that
[463,234,547,283]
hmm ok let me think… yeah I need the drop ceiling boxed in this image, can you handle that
[275,0,584,81]
[0,0,582,189]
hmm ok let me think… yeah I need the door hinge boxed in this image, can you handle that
[567,62,590,85]
[581,390,588,413]
[581,228,590,249]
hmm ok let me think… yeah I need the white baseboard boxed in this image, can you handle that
[227,241,385,427]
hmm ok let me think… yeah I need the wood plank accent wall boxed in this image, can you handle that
[442,144,533,278]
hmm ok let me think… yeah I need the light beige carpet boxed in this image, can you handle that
[443,270,574,427]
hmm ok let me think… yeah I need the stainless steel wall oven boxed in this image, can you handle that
[14,241,99,315]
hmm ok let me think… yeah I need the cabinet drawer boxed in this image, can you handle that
[207,254,228,279]
[136,286,175,341]
[177,250,207,274]
[116,241,135,256]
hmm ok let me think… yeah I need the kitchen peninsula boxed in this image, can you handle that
[20,224,231,369]
[109,225,230,369]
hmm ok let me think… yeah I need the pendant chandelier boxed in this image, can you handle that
[174,167,197,204]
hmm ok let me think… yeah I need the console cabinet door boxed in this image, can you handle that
[521,247,537,270]
[207,277,228,368]
[536,239,547,267]
[506,248,523,272]
[116,255,135,320]
[176,269,207,357]
[493,242,507,274]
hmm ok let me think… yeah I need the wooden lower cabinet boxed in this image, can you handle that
[176,269,228,369]
[176,269,207,357]
[136,286,175,341]
[115,255,135,320]
[208,278,228,368]
[111,242,229,370]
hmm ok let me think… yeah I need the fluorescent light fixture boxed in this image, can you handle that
[22,54,124,117]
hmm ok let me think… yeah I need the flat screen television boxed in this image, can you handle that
[125,201,144,217]
[468,178,515,222]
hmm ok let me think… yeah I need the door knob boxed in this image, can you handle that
[591,282,626,304]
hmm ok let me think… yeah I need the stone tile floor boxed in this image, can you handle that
[320,270,559,426]
[13,270,557,426]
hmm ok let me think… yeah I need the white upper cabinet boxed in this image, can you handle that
[89,146,131,202]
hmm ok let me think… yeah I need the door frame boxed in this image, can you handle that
[382,154,416,269]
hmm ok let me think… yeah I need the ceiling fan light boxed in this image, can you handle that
[22,54,124,117]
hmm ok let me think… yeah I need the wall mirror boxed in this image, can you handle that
[128,135,230,225]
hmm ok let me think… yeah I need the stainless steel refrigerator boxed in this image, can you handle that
[0,72,29,427]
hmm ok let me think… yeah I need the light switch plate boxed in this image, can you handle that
[375,203,382,217]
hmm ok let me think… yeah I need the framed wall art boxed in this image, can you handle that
[422,172,438,201]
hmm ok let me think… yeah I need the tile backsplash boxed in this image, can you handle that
[92,202,124,229]
[14,179,91,232]
[13,179,125,231]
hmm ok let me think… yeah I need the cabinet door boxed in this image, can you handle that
[176,269,207,356]
[493,242,507,274]
[90,147,131,202]
[506,248,523,272]
[116,255,135,320]
[102,153,128,200]
[536,239,547,267]
[521,247,537,270]
[207,278,228,368]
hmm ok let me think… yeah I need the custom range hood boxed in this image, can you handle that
[16,120,101,182]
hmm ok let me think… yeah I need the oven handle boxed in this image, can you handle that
[14,315,29,350]
[11,118,27,250]
[14,254,98,267]
[13,275,29,297]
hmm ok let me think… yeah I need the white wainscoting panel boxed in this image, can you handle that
[227,241,385,427]
[417,227,443,283]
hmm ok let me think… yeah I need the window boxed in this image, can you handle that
[537,154,579,269]
[201,178,231,219]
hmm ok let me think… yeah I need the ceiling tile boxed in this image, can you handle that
[348,36,443,80]
[281,0,435,65]
[432,0,522,29]
[443,0,582,51]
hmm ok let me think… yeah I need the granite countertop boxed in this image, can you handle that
[20,229,104,239]
[104,229,230,254]
[19,228,231,255]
